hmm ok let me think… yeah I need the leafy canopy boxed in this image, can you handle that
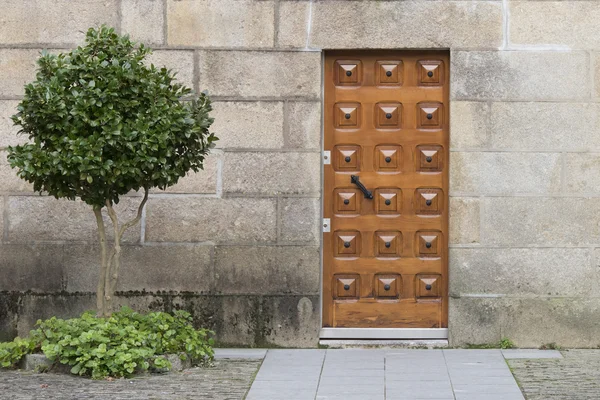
[8,26,216,207]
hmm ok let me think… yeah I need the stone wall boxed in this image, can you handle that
[1,0,600,348]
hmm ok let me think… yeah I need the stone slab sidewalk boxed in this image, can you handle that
[245,348,563,400]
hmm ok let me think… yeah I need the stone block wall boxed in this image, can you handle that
[1,0,600,348]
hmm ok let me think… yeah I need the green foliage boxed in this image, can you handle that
[8,25,217,207]
[0,308,214,379]
[0,337,38,368]
[465,337,515,349]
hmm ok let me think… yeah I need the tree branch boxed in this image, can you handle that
[118,187,148,240]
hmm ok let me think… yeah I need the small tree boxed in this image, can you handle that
[8,26,217,317]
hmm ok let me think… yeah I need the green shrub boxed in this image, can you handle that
[0,307,214,379]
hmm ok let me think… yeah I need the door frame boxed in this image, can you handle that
[318,50,450,340]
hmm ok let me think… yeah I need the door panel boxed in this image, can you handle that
[323,51,449,329]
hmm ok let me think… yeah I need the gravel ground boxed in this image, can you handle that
[0,359,261,400]
[508,349,600,400]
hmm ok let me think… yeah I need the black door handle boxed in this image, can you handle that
[351,175,373,199]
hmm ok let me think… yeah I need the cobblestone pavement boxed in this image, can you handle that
[0,359,261,400]
[508,350,600,400]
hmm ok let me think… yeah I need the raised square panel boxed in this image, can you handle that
[333,145,360,171]
[375,145,402,172]
[335,60,362,86]
[376,102,402,129]
[418,60,444,86]
[335,230,361,257]
[334,274,360,299]
[375,274,401,299]
[334,188,360,214]
[375,188,401,215]
[415,188,444,216]
[335,103,361,128]
[416,274,441,298]
[416,231,442,258]
[377,61,403,85]
[417,103,443,129]
[375,231,402,257]
[417,145,443,172]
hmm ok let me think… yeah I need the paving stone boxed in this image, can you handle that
[213,348,267,360]
[501,349,563,359]
[0,359,260,399]
[509,350,600,400]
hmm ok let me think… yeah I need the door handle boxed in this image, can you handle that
[351,175,373,199]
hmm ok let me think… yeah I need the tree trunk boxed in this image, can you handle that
[98,188,149,317]
[93,207,108,317]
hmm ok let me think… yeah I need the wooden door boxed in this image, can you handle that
[323,51,449,329]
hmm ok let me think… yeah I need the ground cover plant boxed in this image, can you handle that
[0,308,214,379]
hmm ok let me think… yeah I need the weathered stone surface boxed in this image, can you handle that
[151,152,220,194]
[501,298,600,348]
[64,244,213,293]
[280,198,319,243]
[0,244,64,292]
[510,1,600,50]
[0,50,39,97]
[167,0,275,47]
[145,197,277,243]
[7,196,142,243]
[480,197,600,246]
[286,102,321,149]
[565,153,600,195]
[214,246,319,294]
[450,102,489,150]
[121,0,165,45]
[0,100,23,149]
[452,51,589,100]
[448,297,502,347]
[0,0,118,45]
[449,197,479,245]
[0,196,4,236]
[450,248,595,297]
[450,152,561,195]
[278,1,503,49]
[0,293,18,341]
[595,53,600,99]
[146,50,195,89]
[211,101,284,149]
[262,295,320,348]
[490,102,600,151]
[223,152,320,195]
[0,166,33,192]
[198,51,321,98]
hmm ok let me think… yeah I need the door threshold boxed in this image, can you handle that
[319,339,448,349]
[320,328,448,340]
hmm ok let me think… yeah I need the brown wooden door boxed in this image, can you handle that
[323,51,449,329]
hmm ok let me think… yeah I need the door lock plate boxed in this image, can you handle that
[323,218,331,232]
[323,151,331,165]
